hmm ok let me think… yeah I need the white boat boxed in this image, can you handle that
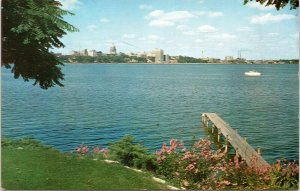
[244,70,261,76]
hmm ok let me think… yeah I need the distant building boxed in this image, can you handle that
[79,49,88,56]
[170,56,178,64]
[137,51,147,58]
[110,45,117,55]
[71,50,79,56]
[88,50,97,57]
[164,54,170,64]
[153,48,164,63]
[225,56,234,61]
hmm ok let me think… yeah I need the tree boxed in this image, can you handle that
[2,0,78,89]
[244,0,299,10]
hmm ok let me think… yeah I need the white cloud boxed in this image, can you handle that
[176,25,189,31]
[211,33,236,40]
[147,10,195,27]
[87,25,98,32]
[251,13,296,24]
[139,4,152,10]
[59,0,81,10]
[149,20,174,27]
[182,31,195,36]
[246,1,275,11]
[140,35,164,41]
[195,39,203,43]
[236,26,253,32]
[147,35,164,41]
[100,18,110,23]
[148,10,164,18]
[207,12,223,17]
[194,11,223,17]
[123,34,136,39]
[198,25,217,33]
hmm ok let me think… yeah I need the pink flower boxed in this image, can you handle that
[294,165,299,173]
[170,138,177,151]
[76,145,89,154]
[155,150,162,156]
[175,172,180,177]
[210,172,216,180]
[93,146,100,154]
[178,141,186,152]
[81,146,89,154]
[101,148,108,158]
[186,164,195,171]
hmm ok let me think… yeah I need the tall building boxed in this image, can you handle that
[110,45,117,55]
[79,49,88,56]
[153,48,164,63]
[164,54,170,64]
[88,50,97,57]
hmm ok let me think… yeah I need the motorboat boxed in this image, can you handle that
[244,70,261,76]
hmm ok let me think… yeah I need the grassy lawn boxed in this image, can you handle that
[2,139,169,190]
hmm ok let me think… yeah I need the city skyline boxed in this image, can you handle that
[55,0,299,60]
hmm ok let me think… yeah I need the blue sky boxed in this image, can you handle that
[56,0,299,59]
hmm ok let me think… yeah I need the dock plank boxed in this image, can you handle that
[202,113,270,167]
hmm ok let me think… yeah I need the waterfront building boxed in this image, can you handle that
[110,45,117,55]
[88,50,97,57]
[164,54,170,64]
[225,56,234,61]
[137,51,147,58]
[79,49,88,56]
[153,48,164,63]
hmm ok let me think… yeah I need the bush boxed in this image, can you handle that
[154,138,298,190]
[270,159,299,189]
[108,135,156,170]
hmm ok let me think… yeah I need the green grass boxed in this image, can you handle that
[2,139,169,190]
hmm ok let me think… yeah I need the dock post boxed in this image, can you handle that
[235,148,239,157]
[211,124,215,133]
[235,129,238,134]
[244,137,247,143]
[224,135,229,153]
[224,144,228,153]
[256,147,261,156]
[217,128,221,143]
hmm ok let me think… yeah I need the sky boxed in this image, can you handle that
[55,0,299,60]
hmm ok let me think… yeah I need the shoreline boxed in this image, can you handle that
[63,62,299,65]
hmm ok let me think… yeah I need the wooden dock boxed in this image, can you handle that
[202,112,270,167]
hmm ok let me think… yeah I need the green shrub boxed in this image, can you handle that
[108,135,149,168]
[270,159,299,189]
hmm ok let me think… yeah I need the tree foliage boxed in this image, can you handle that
[244,0,299,10]
[2,0,78,89]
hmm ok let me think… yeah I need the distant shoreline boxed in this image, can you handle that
[63,62,299,65]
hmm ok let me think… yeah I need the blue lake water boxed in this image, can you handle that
[2,64,299,163]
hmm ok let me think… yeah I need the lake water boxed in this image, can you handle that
[2,64,299,163]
